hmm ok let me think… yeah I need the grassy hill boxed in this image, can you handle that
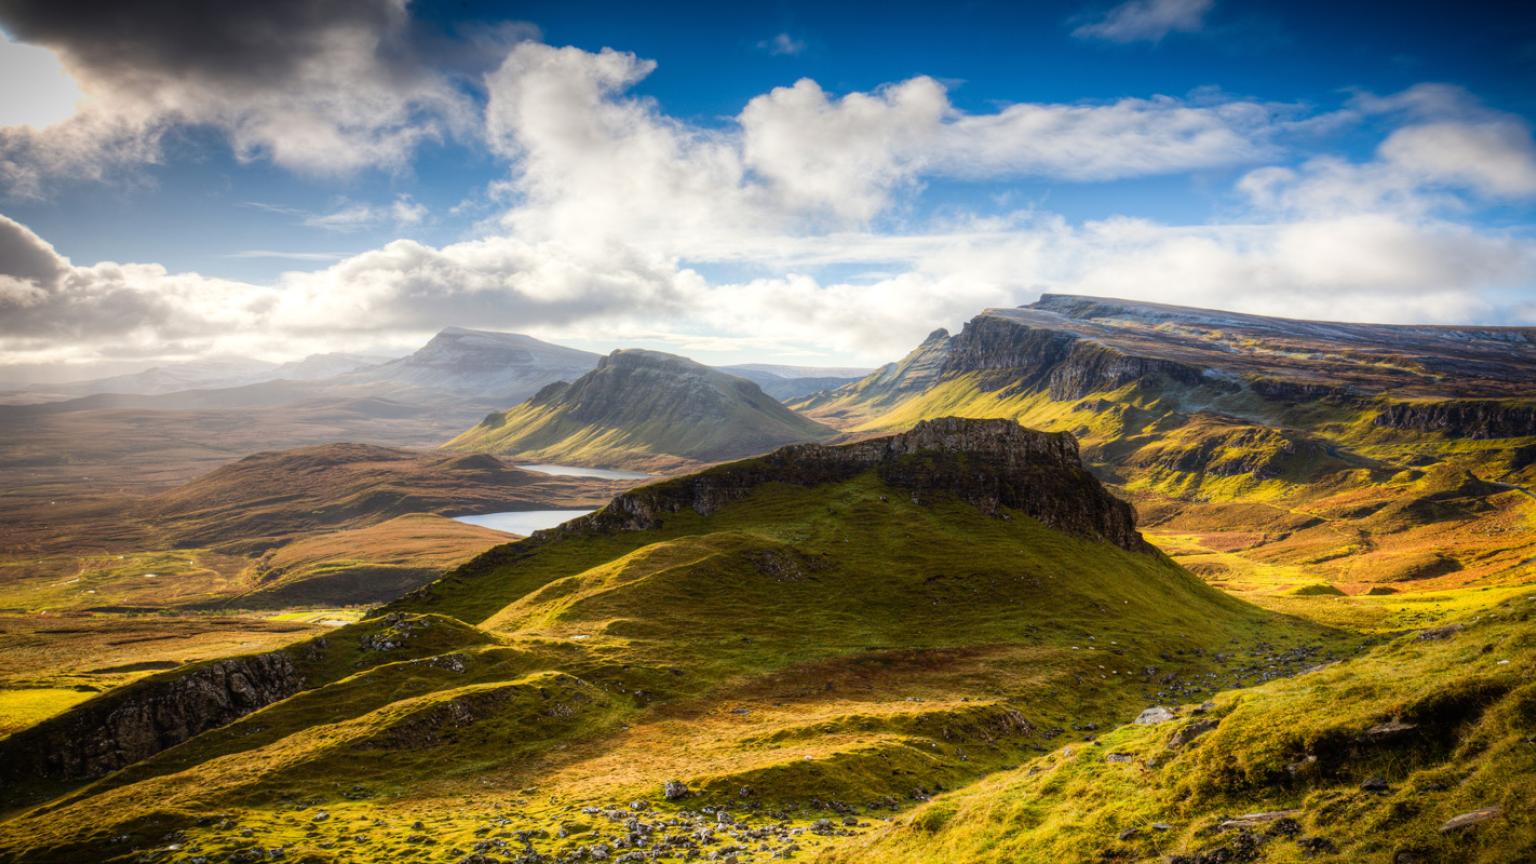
[0,418,1344,863]
[822,590,1536,864]
[447,348,837,471]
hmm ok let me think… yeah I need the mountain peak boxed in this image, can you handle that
[347,327,600,401]
[448,348,836,469]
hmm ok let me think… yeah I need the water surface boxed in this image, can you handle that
[517,463,652,480]
[453,509,595,536]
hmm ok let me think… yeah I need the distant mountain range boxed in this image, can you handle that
[447,349,838,470]
[2,328,866,410]
[715,363,870,401]
[7,353,387,401]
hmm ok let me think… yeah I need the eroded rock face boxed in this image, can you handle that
[1374,400,1536,440]
[570,418,1150,553]
[1044,340,1208,402]
[831,312,1221,409]
[0,652,307,782]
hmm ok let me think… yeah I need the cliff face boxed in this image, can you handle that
[569,418,1149,553]
[1374,400,1536,440]
[0,650,311,782]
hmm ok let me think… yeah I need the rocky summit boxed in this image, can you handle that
[562,417,1149,553]
[446,348,838,470]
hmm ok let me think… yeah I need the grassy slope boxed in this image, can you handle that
[822,590,1536,864]
[802,373,1536,600]
[229,513,514,608]
[0,470,1341,863]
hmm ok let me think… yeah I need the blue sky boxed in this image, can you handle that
[0,0,1534,376]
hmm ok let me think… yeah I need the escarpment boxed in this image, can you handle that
[0,650,310,783]
[557,418,1149,552]
[1374,400,1536,440]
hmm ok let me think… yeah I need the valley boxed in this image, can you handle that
[0,300,1532,863]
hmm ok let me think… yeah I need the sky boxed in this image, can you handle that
[1,0,1534,381]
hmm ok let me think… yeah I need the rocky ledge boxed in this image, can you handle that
[566,417,1149,552]
[0,650,311,785]
[1374,399,1536,440]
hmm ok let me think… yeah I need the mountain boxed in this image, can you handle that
[6,355,278,401]
[4,353,393,404]
[799,295,1536,595]
[341,326,601,404]
[447,348,838,470]
[716,363,872,401]
[0,418,1336,861]
[263,352,387,381]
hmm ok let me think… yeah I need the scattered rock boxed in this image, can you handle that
[1135,706,1176,725]
[1363,719,1417,739]
[1218,810,1300,830]
[1168,719,1218,749]
[1440,807,1501,832]
[663,780,691,801]
[1415,624,1464,641]
[1360,777,1390,792]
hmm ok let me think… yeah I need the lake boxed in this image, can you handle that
[452,509,595,536]
[517,463,652,480]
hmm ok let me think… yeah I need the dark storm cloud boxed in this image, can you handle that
[0,0,536,190]
[0,0,423,89]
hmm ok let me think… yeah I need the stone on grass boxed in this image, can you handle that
[1439,807,1500,833]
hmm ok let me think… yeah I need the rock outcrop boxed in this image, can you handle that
[1374,400,1536,440]
[0,651,309,783]
[568,418,1150,552]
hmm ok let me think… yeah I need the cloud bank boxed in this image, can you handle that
[0,18,1533,373]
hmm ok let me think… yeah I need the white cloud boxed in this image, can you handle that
[485,43,1285,241]
[1378,121,1536,199]
[1238,90,1536,217]
[0,36,82,128]
[2,39,1532,373]
[758,33,807,56]
[1073,0,1215,43]
[298,195,429,232]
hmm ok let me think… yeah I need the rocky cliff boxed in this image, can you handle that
[563,417,1149,552]
[817,310,1222,411]
[0,650,311,783]
[1374,400,1536,440]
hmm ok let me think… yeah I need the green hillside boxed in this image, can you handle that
[446,348,837,470]
[823,591,1536,864]
[0,419,1341,863]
